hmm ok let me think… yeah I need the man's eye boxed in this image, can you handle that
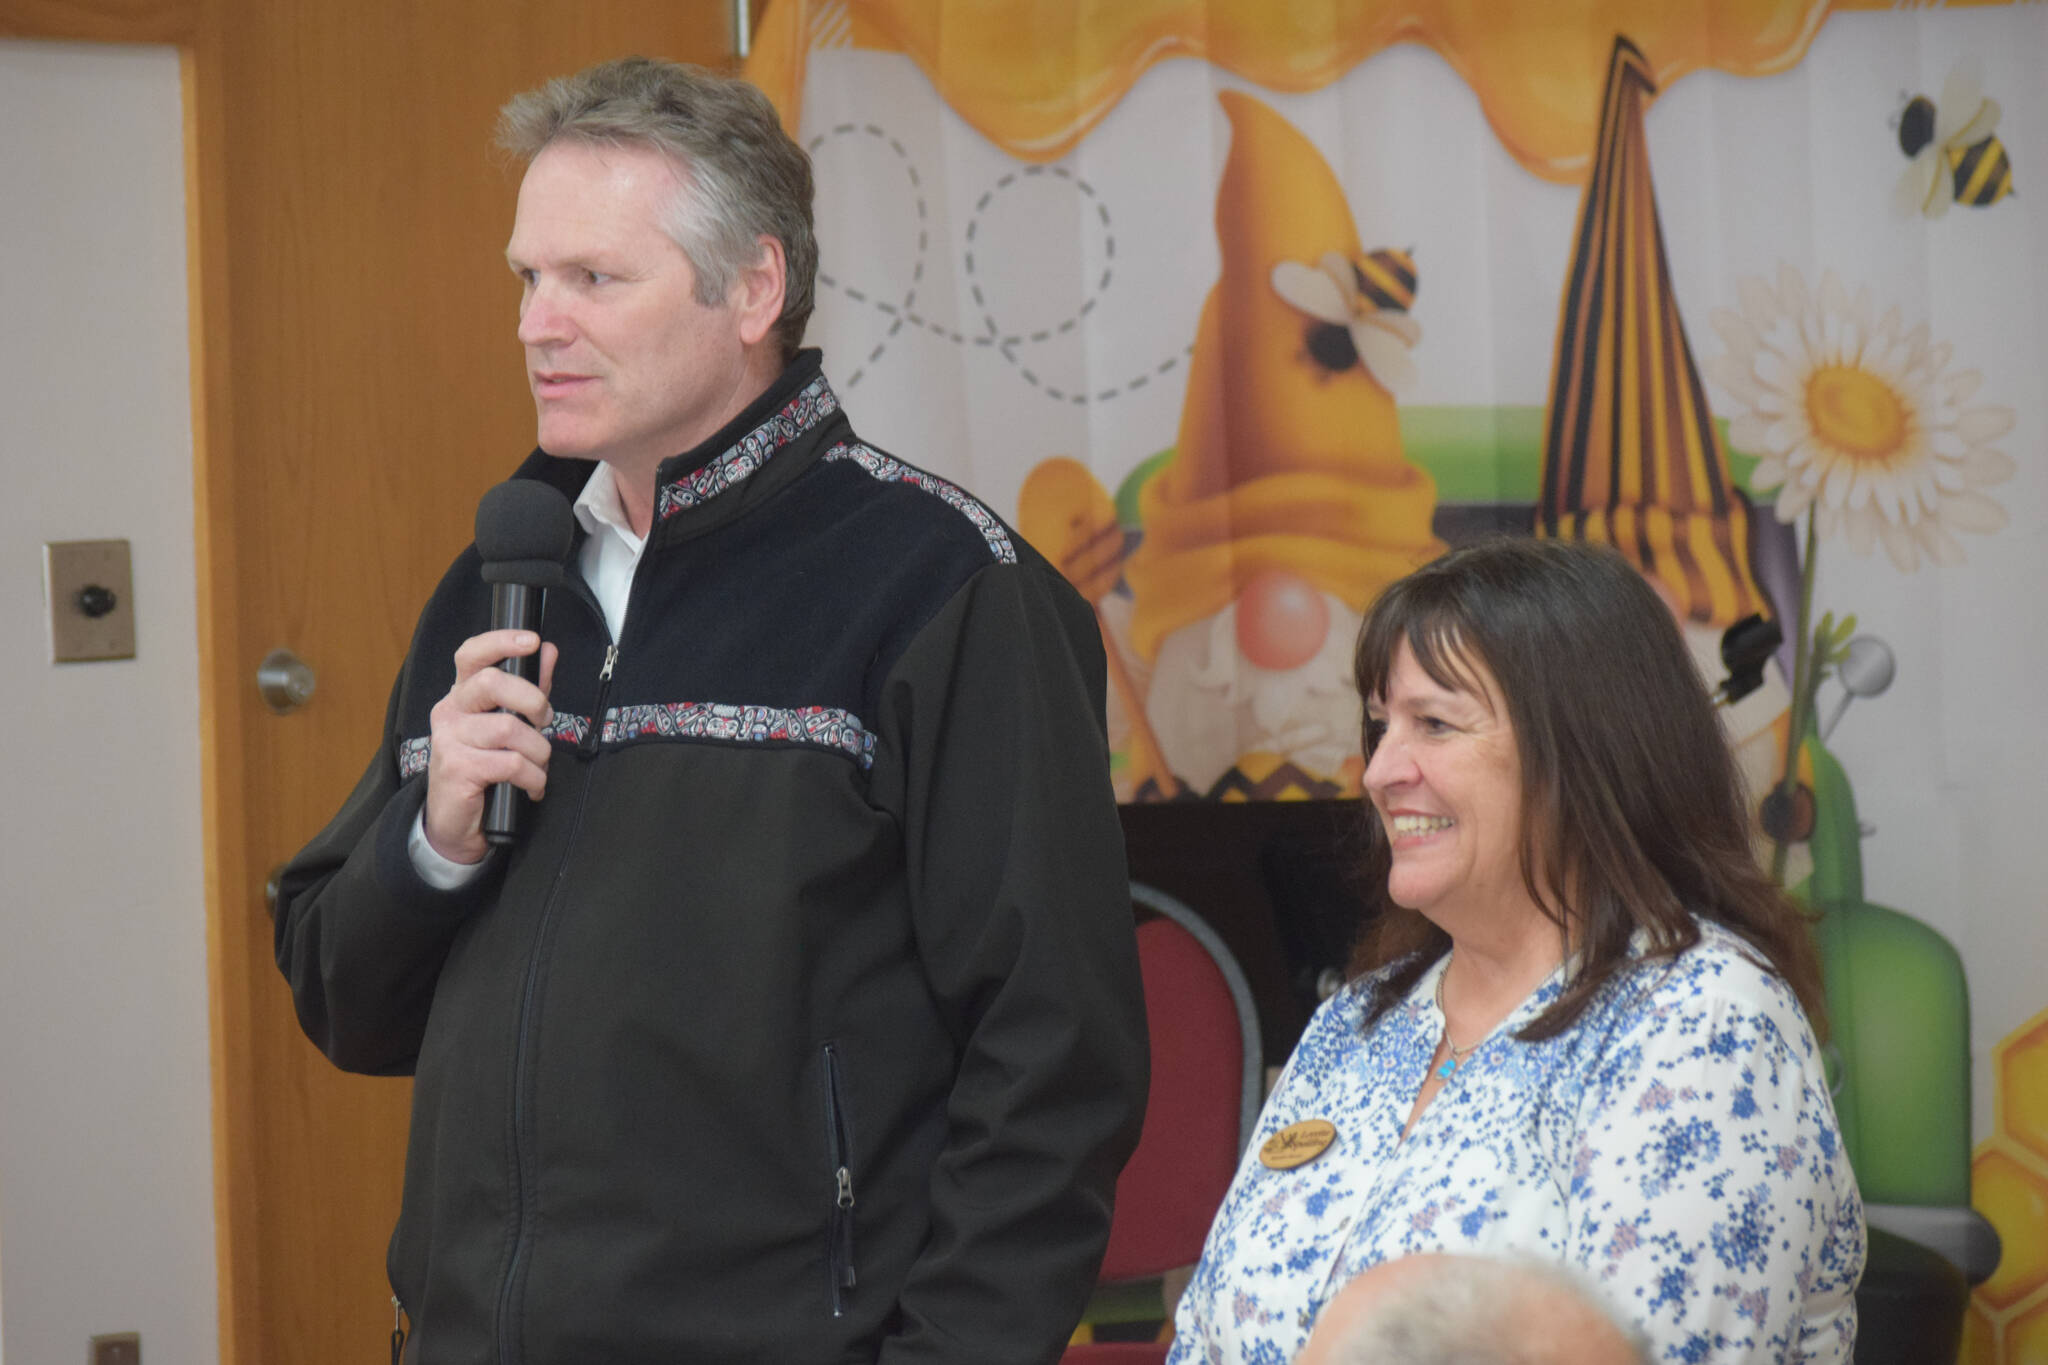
[582,269,610,286]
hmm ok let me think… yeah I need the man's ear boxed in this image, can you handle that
[734,235,788,348]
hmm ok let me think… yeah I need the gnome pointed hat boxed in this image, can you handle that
[1125,90,1442,662]
[1538,36,1768,628]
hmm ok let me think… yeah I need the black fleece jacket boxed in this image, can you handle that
[274,352,1148,1365]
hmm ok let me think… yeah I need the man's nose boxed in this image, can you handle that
[518,284,572,347]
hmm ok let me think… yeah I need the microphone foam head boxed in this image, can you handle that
[475,479,577,586]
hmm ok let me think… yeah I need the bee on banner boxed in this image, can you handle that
[1894,61,2015,218]
[1271,247,1421,397]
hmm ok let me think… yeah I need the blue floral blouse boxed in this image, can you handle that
[1167,922,1865,1364]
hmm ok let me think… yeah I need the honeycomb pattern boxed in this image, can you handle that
[2000,1011,2048,1167]
[1975,1145,2048,1310]
[1968,1004,2048,1363]
[2007,1295,2048,1362]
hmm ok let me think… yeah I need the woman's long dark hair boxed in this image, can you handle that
[1348,537,1826,1040]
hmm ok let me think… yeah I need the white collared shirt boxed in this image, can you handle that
[410,462,646,887]
[571,459,646,642]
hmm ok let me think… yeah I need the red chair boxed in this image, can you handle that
[1063,883,1261,1363]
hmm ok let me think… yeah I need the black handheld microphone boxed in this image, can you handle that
[474,479,577,846]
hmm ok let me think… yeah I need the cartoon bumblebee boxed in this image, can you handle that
[1895,61,2015,218]
[1271,247,1421,396]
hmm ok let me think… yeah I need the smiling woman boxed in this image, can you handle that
[1348,538,1830,1038]
[1360,641,1528,951]
[1166,538,1866,1365]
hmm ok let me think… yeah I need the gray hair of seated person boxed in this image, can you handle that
[495,56,817,365]
[1317,1257,1650,1365]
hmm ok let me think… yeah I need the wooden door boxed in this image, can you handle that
[4,3,735,1362]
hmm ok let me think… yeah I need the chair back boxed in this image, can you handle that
[1096,883,1261,1282]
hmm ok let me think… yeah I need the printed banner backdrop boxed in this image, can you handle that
[748,2,2046,1353]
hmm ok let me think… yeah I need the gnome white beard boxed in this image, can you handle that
[1144,592,1364,796]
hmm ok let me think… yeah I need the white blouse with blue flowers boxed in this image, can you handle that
[1167,921,1865,1365]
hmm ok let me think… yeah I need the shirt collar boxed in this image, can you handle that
[573,460,646,552]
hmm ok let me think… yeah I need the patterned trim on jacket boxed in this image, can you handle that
[605,701,876,769]
[656,374,840,521]
[395,713,592,780]
[823,442,1018,564]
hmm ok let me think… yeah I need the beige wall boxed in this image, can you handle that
[0,39,216,1365]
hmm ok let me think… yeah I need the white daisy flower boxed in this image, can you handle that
[1707,264,2014,572]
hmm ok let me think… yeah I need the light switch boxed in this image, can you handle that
[45,539,136,663]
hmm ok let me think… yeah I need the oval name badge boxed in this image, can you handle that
[1258,1118,1337,1170]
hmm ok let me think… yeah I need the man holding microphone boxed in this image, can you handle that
[275,55,1146,1364]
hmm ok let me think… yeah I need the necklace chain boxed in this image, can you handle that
[1434,961,1477,1078]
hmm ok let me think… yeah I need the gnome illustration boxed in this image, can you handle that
[1122,91,1444,802]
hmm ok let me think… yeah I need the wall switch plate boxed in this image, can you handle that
[44,539,136,662]
[90,1332,141,1365]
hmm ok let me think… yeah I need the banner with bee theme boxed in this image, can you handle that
[746,3,2045,1354]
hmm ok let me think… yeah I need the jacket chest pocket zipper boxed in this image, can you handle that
[822,1043,858,1317]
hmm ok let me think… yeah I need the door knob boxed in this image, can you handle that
[257,648,318,713]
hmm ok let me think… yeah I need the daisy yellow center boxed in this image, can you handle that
[1805,365,1907,463]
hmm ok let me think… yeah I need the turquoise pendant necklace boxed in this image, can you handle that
[1434,963,1478,1079]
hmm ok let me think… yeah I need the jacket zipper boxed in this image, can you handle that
[391,1295,407,1365]
[822,1043,858,1317]
[492,709,606,1365]
[488,525,636,1361]
[578,645,618,756]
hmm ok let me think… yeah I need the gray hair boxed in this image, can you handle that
[1322,1258,1651,1365]
[495,56,817,364]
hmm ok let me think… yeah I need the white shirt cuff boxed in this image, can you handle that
[409,809,488,890]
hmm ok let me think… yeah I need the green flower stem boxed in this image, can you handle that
[1771,505,1820,886]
